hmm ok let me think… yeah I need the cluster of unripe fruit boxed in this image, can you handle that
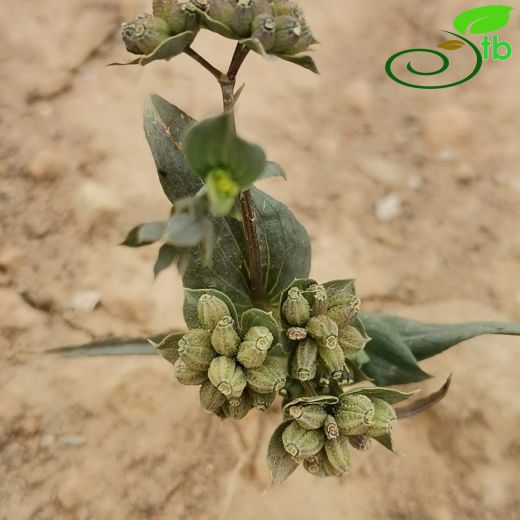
[281,390,398,477]
[121,0,316,57]
[281,281,369,386]
[174,293,286,420]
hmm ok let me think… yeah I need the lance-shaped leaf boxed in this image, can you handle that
[259,161,287,180]
[153,332,185,366]
[453,5,513,35]
[361,313,520,362]
[122,221,166,247]
[396,375,452,419]
[267,422,299,486]
[110,31,197,66]
[154,244,178,278]
[279,54,319,74]
[183,113,266,187]
[358,314,430,386]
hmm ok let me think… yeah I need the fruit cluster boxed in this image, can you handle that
[173,293,286,420]
[121,0,316,58]
[281,280,370,387]
[281,390,398,477]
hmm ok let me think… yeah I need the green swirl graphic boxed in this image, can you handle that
[385,31,483,89]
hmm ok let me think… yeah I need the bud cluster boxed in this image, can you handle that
[120,0,316,58]
[174,293,285,420]
[280,390,397,478]
[282,282,368,386]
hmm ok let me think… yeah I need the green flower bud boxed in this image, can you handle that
[324,435,352,475]
[197,294,231,330]
[245,357,286,394]
[323,415,339,440]
[122,14,171,55]
[349,434,372,451]
[365,398,397,438]
[222,391,252,421]
[286,326,307,341]
[211,315,241,356]
[318,345,345,381]
[282,287,311,326]
[208,356,246,401]
[306,315,338,349]
[282,421,325,459]
[326,296,361,327]
[303,452,325,476]
[287,404,327,430]
[249,389,276,411]
[178,329,215,370]
[237,326,274,368]
[283,20,316,56]
[174,357,208,385]
[271,15,301,54]
[199,380,227,412]
[309,284,328,317]
[153,0,201,34]
[335,394,375,435]
[290,338,318,381]
[338,325,369,356]
[251,14,276,51]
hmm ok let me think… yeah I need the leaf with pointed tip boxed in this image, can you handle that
[154,332,185,366]
[374,433,399,454]
[358,313,430,386]
[453,5,513,35]
[183,288,239,329]
[346,386,418,405]
[267,422,299,486]
[165,211,208,248]
[240,308,280,344]
[259,161,287,180]
[109,31,196,66]
[154,244,178,278]
[122,221,166,247]
[361,313,520,362]
[396,375,452,419]
[279,54,319,74]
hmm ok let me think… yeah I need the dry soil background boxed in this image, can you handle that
[1,1,520,519]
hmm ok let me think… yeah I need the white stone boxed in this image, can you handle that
[375,193,403,222]
[70,290,102,312]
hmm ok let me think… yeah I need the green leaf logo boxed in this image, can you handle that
[453,5,513,34]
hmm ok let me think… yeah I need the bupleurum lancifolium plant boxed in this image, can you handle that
[93,0,520,484]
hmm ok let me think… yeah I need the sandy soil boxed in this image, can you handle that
[1,1,519,519]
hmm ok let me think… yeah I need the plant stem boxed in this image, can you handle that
[185,43,264,305]
[302,381,318,397]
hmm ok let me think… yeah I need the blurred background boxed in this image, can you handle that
[1,1,519,519]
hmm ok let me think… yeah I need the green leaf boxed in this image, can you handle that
[279,54,319,74]
[183,288,239,329]
[362,314,520,362]
[267,422,299,486]
[453,5,513,35]
[109,31,196,66]
[154,332,184,366]
[154,244,178,278]
[240,308,280,344]
[323,279,356,307]
[259,161,287,180]
[144,95,202,202]
[121,221,166,247]
[374,433,399,454]
[346,386,418,405]
[183,113,266,187]
[358,313,431,386]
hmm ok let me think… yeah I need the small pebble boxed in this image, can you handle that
[40,434,56,449]
[70,290,101,312]
[29,150,66,180]
[375,193,404,222]
[60,436,85,447]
